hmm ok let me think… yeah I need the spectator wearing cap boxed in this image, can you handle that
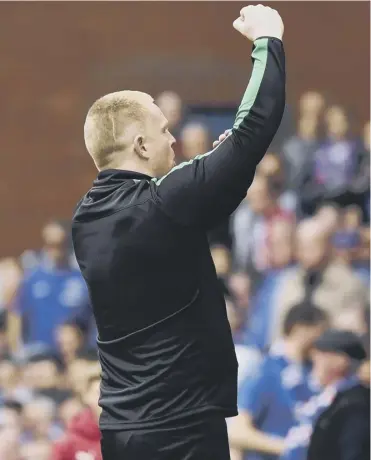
[53,374,102,460]
[281,329,370,460]
[229,303,328,460]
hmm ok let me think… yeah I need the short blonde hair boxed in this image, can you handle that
[84,90,153,170]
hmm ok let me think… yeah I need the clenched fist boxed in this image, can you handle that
[233,4,284,42]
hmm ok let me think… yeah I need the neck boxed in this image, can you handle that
[104,153,154,177]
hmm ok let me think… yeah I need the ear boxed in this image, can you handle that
[133,135,149,161]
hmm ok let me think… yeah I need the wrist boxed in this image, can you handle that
[254,34,283,42]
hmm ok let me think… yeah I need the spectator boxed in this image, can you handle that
[302,106,359,214]
[180,121,211,160]
[22,396,63,442]
[282,116,319,200]
[11,223,91,350]
[225,296,262,388]
[155,91,184,160]
[298,91,325,119]
[58,395,84,429]
[53,374,102,460]
[229,303,328,460]
[281,330,369,460]
[331,206,362,266]
[231,175,294,275]
[155,91,183,132]
[20,220,75,273]
[349,120,370,222]
[271,219,368,341]
[0,358,31,404]
[313,203,341,235]
[55,321,85,366]
[243,219,295,351]
[21,352,63,398]
[257,152,297,214]
[66,349,100,396]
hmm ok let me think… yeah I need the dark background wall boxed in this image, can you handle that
[1,1,369,255]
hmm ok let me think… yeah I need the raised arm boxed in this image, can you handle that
[152,5,285,229]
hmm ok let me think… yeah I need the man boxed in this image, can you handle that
[272,218,368,341]
[231,174,294,275]
[11,223,91,350]
[53,374,102,460]
[228,303,328,460]
[281,329,370,460]
[72,5,285,459]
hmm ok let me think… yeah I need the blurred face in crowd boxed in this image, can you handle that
[315,205,340,235]
[22,359,60,390]
[246,176,276,215]
[363,120,370,149]
[20,440,52,460]
[311,350,350,386]
[325,105,349,139]
[156,91,182,130]
[297,115,318,140]
[343,206,362,230]
[0,360,18,391]
[211,245,231,278]
[180,123,210,160]
[23,399,55,439]
[42,221,69,265]
[295,220,329,270]
[270,219,294,268]
[58,397,84,428]
[299,91,325,118]
[289,323,328,359]
[257,152,284,184]
[56,324,83,364]
[68,359,101,396]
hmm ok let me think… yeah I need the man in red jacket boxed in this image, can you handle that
[52,374,102,460]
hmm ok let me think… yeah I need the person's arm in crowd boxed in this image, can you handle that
[228,410,285,455]
[152,7,285,230]
[337,408,370,460]
[229,361,286,456]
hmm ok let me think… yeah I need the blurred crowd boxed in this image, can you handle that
[0,90,369,460]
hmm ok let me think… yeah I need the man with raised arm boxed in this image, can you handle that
[72,5,285,459]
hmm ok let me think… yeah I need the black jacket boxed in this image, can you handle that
[72,38,285,430]
[308,384,370,460]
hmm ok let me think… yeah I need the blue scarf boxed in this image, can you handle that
[280,375,360,460]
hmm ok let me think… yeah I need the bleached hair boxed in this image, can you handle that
[84,90,153,170]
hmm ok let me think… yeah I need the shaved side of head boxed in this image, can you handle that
[84,90,153,170]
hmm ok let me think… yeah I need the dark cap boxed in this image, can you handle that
[314,329,367,361]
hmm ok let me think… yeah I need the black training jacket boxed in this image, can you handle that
[72,37,286,430]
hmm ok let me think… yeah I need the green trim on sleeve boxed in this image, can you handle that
[233,38,269,129]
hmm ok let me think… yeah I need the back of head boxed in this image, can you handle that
[84,90,153,170]
[283,302,328,336]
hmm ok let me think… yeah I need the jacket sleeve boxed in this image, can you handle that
[151,37,286,229]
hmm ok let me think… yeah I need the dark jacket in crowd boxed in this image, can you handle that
[307,383,370,460]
